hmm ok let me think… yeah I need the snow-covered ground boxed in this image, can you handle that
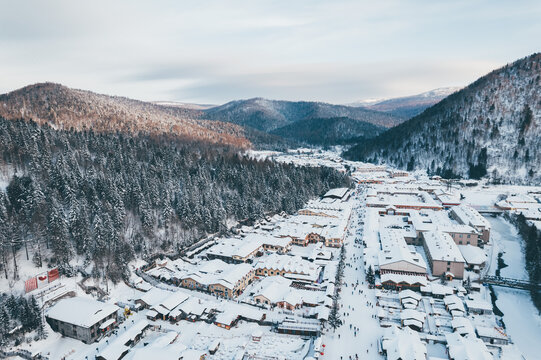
[486,215,541,360]
[4,148,541,359]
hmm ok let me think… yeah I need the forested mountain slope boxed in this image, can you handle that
[0,117,349,282]
[0,83,251,148]
[271,117,385,146]
[204,97,403,132]
[345,53,541,184]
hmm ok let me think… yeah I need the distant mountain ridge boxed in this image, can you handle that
[204,97,403,130]
[345,53,541,185]
[0,84,404,149]
[350,87,461,119]
[151,101,216,110]
[202,97,402,145]
[0,83,251,148]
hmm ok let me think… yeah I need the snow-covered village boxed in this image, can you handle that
[1,2,541,360]
[1,148,540,360]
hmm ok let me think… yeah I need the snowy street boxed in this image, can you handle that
[321,202,384,359]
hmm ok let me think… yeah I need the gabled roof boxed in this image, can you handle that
[399,289,422,302]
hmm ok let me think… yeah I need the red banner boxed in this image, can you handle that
[48,268,59,283]
[25,277,37,293]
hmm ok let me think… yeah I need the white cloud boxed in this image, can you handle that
[0,0,539,103]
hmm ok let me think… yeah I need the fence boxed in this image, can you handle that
[0,349,48,360]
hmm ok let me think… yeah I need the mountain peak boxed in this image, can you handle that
[348,87,462,119]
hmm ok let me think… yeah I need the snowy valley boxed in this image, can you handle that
[2,148,541,360]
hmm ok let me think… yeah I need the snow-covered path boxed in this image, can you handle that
[486,215,541,360]
[320,204,384,360]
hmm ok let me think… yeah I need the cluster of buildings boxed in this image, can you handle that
[352,165,512,360]
[496,192,541,229]
[42,185,353,359]
[361,178,491,291]
[144,187,352,303]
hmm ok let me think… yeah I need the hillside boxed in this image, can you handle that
[344,53,541,184]
[203,97,403,133]
[0,83,251,148]
[271,117,385,146]
[0,117,348,283]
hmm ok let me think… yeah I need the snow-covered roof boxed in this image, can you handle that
[137,288,171,307]
[380,273,427,287]
[465,298,492,312]
[381,325,427,360]
[213,263,254,289]
[451,317,475,336]
[317,306,330,320]
[252,276,294,304]
[421,282,454,296]
[98,320,150,360]
[160,291,189,311]
[451,205,491,229]
[145,309,157,318]
[323,187,349,199]
[366,188,442,210]
[206,236,262,259]
[277,319,320,332]
[378,228,427,271]
[423,231,464,263]
[437,193,461,205]
[255,254,319,278]
[445,333,493,360]
[172,297,208,317]
[476,326,509,340]
[399,289,422,302]
[127,331,188,360]
[444,295,465,313]
[400,309,426,324]
[46,297,119,328]
[458,245,487,265]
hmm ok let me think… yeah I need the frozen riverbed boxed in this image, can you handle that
[486,215,541,360]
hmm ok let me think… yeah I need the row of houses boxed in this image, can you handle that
[148,252,324,300]
[148,259,256,299]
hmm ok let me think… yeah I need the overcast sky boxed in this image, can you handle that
[1,0,539,104]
